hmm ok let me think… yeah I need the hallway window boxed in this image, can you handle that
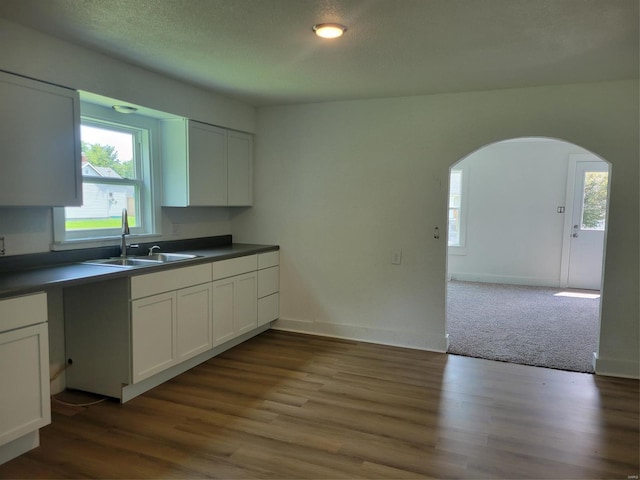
[448,166,467,251]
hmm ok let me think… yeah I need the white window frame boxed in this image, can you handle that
[53,102,161,248]
[448,164,468,255]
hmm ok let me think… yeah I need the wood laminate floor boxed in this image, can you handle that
[1,330,638,479]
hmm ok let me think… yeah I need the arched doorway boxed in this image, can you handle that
[445,137,611,373]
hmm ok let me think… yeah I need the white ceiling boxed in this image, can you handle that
[0,0,637,107]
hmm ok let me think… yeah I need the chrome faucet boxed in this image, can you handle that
[120,208,130,257]
[148,245,161,256]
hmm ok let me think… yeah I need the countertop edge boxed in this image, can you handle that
[0,243,279,300]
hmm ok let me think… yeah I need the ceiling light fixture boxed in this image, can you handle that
[312,23,347,39]
[112,105,138,114]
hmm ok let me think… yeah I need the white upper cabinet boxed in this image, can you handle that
[161,118,253,207]
[227,130,253,206]
[0,71,82,206]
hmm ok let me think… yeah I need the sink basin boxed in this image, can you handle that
[138,253,200,262]
[83,257,161,268]
[83,253,200,268]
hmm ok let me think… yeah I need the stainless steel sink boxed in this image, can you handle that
[83,257,162,268]
[138,253,199,262]
[83,253,200,268]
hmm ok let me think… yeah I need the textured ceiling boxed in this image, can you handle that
[0,0,637,106]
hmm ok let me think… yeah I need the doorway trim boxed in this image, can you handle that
[446,139,609,374]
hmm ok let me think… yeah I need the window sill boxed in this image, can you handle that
[448,246,467,256]
[51,233,162,251]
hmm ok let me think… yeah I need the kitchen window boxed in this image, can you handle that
[53,102,159,245]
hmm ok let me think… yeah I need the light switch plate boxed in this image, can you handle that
[391,250,402,265]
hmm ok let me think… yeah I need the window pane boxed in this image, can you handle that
[81,125,136,179]
[65,183,137,231]
[448,170,463,246]
[581,171,608,230]
[448,207,460,246]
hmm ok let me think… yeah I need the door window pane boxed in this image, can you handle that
[581,171,608,230]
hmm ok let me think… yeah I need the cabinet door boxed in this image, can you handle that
[177,283,213,362]
[212,277,235,346]
[234,271,258,336]
[227,131,253,206]
[131,292,177,383]
[188,121,227,206]
[0,71,81,206]
[0,323,51,447]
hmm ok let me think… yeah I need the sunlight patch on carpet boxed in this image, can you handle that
[554,291,600,299]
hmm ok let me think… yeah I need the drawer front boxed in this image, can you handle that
[131,264,212,299]
[212,254,257,280]
[258,293,279,326]
[0,292,47,332]
[258,251,279,269]
[257,266,279,298]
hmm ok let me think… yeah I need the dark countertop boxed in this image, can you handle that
[0,243,278,299]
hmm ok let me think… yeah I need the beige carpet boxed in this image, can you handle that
[446,280,600,373]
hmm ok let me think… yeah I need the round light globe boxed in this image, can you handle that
[313,23,346,39]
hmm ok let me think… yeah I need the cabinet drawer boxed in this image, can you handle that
[258,293,279,326]
[0,293,47,332]
[131,264,211,299]
[258,251,279,269]
[212,254,257,280]
[257,266,279,298]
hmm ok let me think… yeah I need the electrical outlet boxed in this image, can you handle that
[391,250,402,265]
[172,224,180,235]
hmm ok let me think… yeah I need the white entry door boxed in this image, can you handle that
[567,160,609,290]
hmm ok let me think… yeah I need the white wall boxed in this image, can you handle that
[231,80,639,378]
[0,19,256,256]
[448,139,596,287]
[0,20,255,133]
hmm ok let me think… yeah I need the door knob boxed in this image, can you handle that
[572,233,579,238]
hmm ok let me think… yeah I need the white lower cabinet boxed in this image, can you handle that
[212,271,257,346]
[130,264,212,384]
[63,250,278,403]
[0,292,50,465]
[176,283,213,362]
[212,276,235,345]
[131,292,178,383]
[235,272,258,335]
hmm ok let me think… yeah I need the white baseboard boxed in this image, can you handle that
[449,272,560,288]
[593,353,640,379]
[272,317,449,353]
[0,431,39,466]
